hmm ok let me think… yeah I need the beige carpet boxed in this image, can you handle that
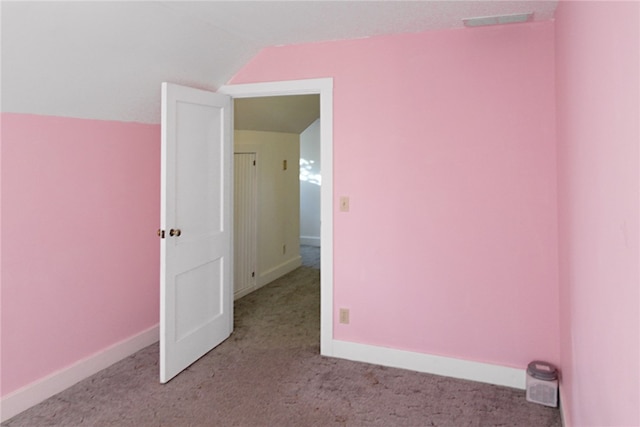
[3,246,561,426]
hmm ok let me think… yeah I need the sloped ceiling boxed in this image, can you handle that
[1,1,557,125]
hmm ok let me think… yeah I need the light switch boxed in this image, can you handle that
[340,196,350,212]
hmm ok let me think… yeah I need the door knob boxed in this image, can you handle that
[169,229,181,237]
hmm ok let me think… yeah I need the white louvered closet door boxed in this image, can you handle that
[234,153,258,299]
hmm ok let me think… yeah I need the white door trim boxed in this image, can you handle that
[219,78,334,356]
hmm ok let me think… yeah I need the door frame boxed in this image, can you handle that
[219,78,334,356]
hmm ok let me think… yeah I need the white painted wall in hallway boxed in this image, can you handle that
[300,118,321,247]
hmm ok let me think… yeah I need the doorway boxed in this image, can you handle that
[220,79,334,356]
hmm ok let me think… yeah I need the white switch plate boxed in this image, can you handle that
[339,308,350,324]
[340,196,350,212]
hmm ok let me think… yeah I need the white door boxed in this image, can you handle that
[160,82,233,383]
[233,153,257,299]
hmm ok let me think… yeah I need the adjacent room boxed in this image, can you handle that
[1,1,638,426]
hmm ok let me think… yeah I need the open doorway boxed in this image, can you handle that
[232,94,320,300]
[220,78,334,356]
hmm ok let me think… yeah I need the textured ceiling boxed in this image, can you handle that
[1,1,558,124]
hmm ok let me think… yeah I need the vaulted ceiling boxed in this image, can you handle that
[1,1,558,125]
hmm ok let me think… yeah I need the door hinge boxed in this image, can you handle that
[157,229,165,239]
[253,160,256,166]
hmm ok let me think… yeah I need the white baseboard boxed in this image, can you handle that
[234,284,258,301]
[329,340,526,390]
[259,256,302,287]
[1,324,159,423]
[235,256,303,301]
[300,236,321,247]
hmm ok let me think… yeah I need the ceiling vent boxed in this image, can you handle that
[463,12,533,27]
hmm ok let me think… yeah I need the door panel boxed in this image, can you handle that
[175,102,223,235]
[160,82,233,383]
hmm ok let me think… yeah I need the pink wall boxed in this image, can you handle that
[1,113,160,396]
[555,2,639,426]
[232,22,559,368]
